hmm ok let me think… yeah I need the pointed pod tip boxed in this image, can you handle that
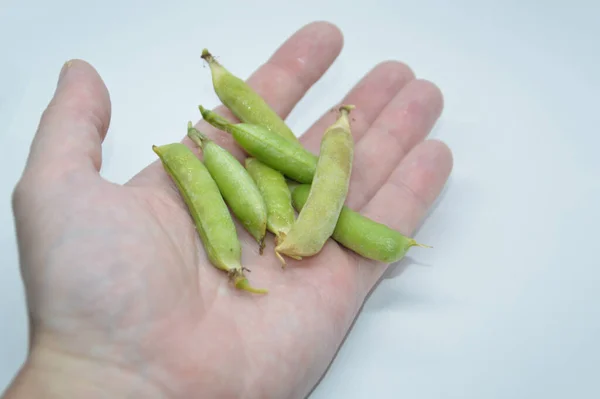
[339,104,356,115]
[274,242,303,268]
[198,106,234,131]
[187,121,197,135]
[186,122,208,148]
[201,49,222,70]
[274,249,287,269]
[201,48,212,60]
[234,277,268,295]
[409,239,433,249]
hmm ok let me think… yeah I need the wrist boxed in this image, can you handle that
[2,343,168,399]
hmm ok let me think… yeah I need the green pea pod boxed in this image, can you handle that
[152,143,266,294]
[275,105,355,265]
[187,123,267,253]
[199,105,318,183]
[201,49,299,143]
[291,184,430,263]
[245,158,295,244]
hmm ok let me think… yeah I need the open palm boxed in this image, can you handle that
[10,22,452,399]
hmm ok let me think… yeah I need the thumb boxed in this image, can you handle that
[24,59,111,183]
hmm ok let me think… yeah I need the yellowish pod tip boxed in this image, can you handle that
[274,232,302,268]
[409,239,433,249]
[235,278,268,295]
[275,250,287,268]
[230,270,268,294]
[274,252,301,268]
[332,104,355,128]
[274,232,287,268]
[272,234,282,267]
[339,104,356,114]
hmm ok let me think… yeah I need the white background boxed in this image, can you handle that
[1,0,599,398]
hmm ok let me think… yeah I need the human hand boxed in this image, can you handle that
[4,21,452,399]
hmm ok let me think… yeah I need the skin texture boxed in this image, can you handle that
[291,184,429,263]
[274,105,354,264]
[202,48,300,143]
[4,22,453,399]
[187,123,267,251]
[152,143,266,294]
[199,105,318,183]
[245,158,295,243]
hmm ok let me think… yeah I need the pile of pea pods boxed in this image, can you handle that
[152,49,429,294]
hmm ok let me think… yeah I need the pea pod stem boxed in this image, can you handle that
[230,269,268,294]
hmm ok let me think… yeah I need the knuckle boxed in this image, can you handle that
[11,173,33,214]
[387,178,428,211]
[376,60,416,83]
[40,92,109,141]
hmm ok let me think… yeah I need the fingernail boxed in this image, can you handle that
[57,60,73,86]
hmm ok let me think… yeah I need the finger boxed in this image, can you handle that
[346,79,444,209]
[299,61,415,154]
[128,21,344,188]
[357,140,453,289]
[24,59,111,183]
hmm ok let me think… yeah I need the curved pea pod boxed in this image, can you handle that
[199,105,318,183]
[274,105,355,265]
[187,123,267,253]
[152,142,266,294]
[291,184,430,263]
[201,49,299,143]
[245,158,295,244]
